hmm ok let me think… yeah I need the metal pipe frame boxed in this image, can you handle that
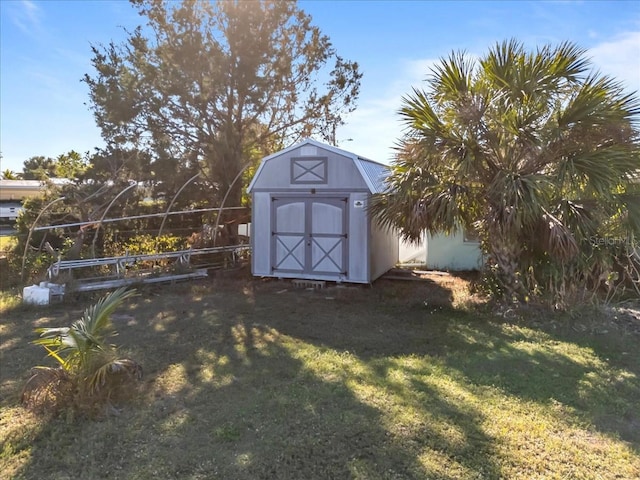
[21,196,66,281]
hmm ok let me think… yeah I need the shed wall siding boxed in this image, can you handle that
[426,231,483,271]
[251,192,272,276]
[346,192,370,283]
[370,219,399,281]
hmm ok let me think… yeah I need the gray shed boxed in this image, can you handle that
[247,139,398,283]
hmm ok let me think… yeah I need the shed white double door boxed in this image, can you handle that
[271,196,348,277]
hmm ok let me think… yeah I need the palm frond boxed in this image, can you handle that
[557,148,638,199]
[32,289,137,373]
[480,38,523,90]
[88,357,143,394]
[619,193,640,236]
[539,209,580,261]
[21,366,74,413]
[26,288,141,414]
[399,88,443,134]
[487,172,550,231]
[552,199,600,242]
[78,288,137,340]
[430,50,475,102]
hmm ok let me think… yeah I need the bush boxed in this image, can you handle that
[21,288,142,416]
[105,233,187,257]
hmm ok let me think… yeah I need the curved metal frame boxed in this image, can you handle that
[212,163,252,246]
[21,196,66,281]
[91,181,138,257]
[156,172,201,248]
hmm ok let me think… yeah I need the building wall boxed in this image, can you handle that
[425,230,483,271]
[0,202,23,224]
[370,217,399,281]
[399,232,427,264]
[0,180,45,201]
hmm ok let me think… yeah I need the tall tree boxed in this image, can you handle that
[20,151,88,180]
[22,156,57,180]
[54,150,89,180]
[372,40,640,303]
[84,0,361,236]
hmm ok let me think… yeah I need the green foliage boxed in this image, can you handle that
[22,156,57,180]
[103,234,188,273]
[84,0,361,218]
[11,186,75,284]
[53,151,89,180]
[22,288,142,415]
[1,169,21,180]
[106,234,186,257]
[373,39,640,306]
[0,235,17,252]
[0,289,21,311]
[14,251,54,286]
[21,151,89,180]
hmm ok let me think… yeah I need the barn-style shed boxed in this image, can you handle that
[247,139,398,283]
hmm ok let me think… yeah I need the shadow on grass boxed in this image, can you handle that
[3,279,502,479]
[481,313,640,446]
[2,274,638,479]
[226,277,640,448]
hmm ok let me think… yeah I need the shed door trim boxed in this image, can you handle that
[271,195,348,277]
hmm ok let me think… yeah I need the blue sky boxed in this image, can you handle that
[1,0,639,173]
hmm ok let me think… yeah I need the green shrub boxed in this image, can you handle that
[105,233,186,257]
[21,288,142,416]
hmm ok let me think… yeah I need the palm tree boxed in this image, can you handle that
[22,288,142,413]
[2,169,20,180]
[372,40,640,302]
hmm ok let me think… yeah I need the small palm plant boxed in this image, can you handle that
[22,288,142,415]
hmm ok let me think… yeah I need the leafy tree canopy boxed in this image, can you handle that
[22,156,57,180]
[21,151,88,180]
[83,0,362,217]
[373,39,640,304]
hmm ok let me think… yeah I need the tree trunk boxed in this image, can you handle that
[64,228,86,260]
[220,181,242,245]
[213,147,244,245]
[487,226,526,301]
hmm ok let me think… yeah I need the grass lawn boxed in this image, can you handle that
[1,270,639,479]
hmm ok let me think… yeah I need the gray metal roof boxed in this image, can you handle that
[247,138,390,194]
[354,157,390,194]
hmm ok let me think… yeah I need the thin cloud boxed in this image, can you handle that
[10,0,44,37]
[589,31,640,94]
[339,58,439,163]
[342,31,640,164]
